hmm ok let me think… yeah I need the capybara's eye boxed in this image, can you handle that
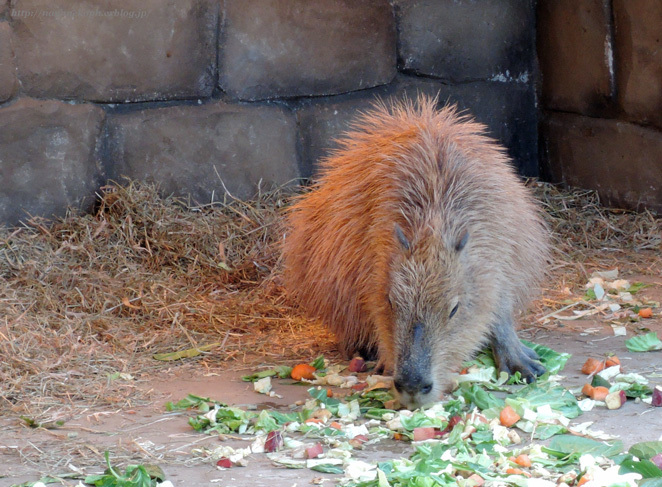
[449,302,460,318]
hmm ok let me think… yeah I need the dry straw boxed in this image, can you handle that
[0,180,659,418]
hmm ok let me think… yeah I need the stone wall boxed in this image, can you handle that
[538,0,662,212]
[0,0,538,226]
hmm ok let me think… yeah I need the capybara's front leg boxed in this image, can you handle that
[491,315,545,382]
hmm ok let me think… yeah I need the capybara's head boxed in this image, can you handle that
[389,223,471,409]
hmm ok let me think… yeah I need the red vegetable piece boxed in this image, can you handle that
[264,430,283,452]
[305,443,324,459]
[651,453,662,469]
[413,427,437,441]
[351,382,369,391]
[348,357,367,373]
[437,415,463,436]
[216,457,232,468]
[349,434,369,449]
[652,385,662,407]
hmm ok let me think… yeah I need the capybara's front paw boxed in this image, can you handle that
[493,343,546,383]
[373,357,394,376]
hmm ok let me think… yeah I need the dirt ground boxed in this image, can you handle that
[2,271,661,487]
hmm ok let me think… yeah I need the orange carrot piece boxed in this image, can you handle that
[499,405,521,427]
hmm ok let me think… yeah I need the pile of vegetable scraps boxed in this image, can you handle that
[168,341,662,487]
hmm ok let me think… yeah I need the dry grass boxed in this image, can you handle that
[0,180,659,419]
[0,181,335,418]
[533,181,661,290]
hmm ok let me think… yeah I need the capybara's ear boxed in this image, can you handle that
[394,224,411,252]
[455,230,469,252]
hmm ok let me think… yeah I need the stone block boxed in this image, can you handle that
[0,22,17,102]
[219,0,396,101]
[537,0,615,116]
[11,0,218,102]
[104,102,300,203]
[613,0,662,129]
[295,88,392,179]
[395,0,535,82]
[542,112,662,212]
[297,76,538,178]
[0,99,105,226]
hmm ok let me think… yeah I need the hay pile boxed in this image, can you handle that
[0,180,659,416]
[0,182,335,416]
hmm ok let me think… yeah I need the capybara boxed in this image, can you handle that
[282,95,549,408]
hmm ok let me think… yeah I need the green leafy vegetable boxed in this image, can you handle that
[627,282,650,294]
[310,355,326,370]
[84,452,164,487]
[165,394,224,412]
[546,435,623,459]
[618,458,662,479]
[310,464,345,474]
[455,383,504,410]
[625,332,662,352]
[630,442,662,461]
[241,365,293,382]
[521,339,571,374]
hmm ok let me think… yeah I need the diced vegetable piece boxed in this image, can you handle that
[216,457,232,468]
[639,308,653,319]
[589,386,610,401]
[349,434,369,449]
[581,383,594,397]
[467,473,484,486]
[605,390,626,409]
[652,385,662,407]
[348,357,366,372]
[264,430,283,452]
[413,427,437,441]
[605,355,621,367]
[505,468,530,477]
[291,364,317,381]
[514,454,532,467]
[499,405,521,427]
[651,453,662,469]
[581,357,604,375]
[305,443,324,459]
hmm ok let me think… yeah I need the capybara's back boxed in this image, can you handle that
[282,96,549,408]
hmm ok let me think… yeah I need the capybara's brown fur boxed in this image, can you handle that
[282,96,549,407]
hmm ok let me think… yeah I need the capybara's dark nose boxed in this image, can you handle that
[394,374,433,396]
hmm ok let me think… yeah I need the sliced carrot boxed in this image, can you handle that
[329,421,342,430]
[514,454,532,468]
[581,357,604,375]
[605,355,621,367]
[639,308,653,319]
[589,386,610,401]
[505,468,530,477]
[291,363,316,381]
[326,388,333,398]
[577,474,592,486]
[499,405,521,427]
[305,418,324,424]
[582,383,595,397]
